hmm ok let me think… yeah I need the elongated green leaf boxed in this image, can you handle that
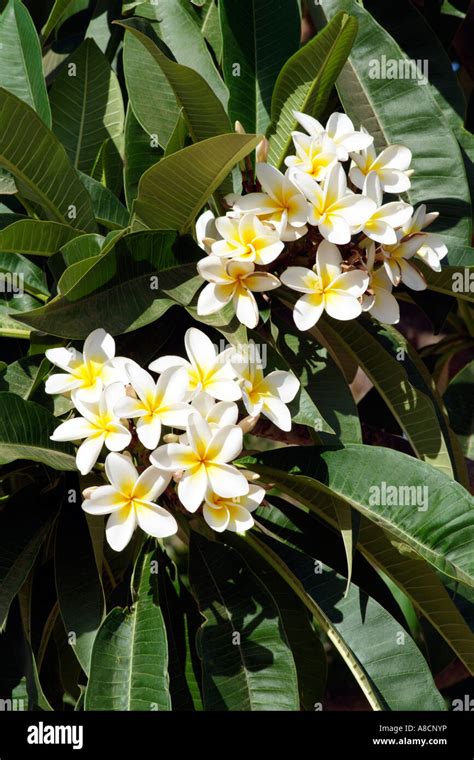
[55,500,105,676]
[137,0,228,105]
[312,0,472,250]
[219,0,300,134]
[200,0,222,62]
[158,553,203,710]
[0,220,81,257]
[133,133,260,231]
[0,392,76,470]
[248,532,445,710]
[0,254,48,298]
[189,533,299,711]
[241,444,474,587]
[0,0,51,126]
[123,105,163,209]
[15,231,201,338]
[228,532,327,710]
[0,485,60,629]
[0,355,71,416]
[119,19,231,143]
[257,496,474,674]
[444,361,474,459]
[78,173,129,230]
[49,39,124,174]
[0,89,96,231]
[85,546,171,711]
[41,0,76,39]
[315,316,465,482]
[267,11,358,168]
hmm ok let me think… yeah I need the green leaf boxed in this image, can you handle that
[267,11,358,168]
[0,0,51,126]
[0,220,82,257]
[137,0,228,106]
[0,485,60,629]
[85,545,171,711]
[258,496,474,674]
[49,39,124,174]
[219,0,300,135]
[444,361,474,459]
[0,254,48,299]
[123,105,163,209]
[41,0,77,40]
[0,355,72,415]
[189,533,299,710]
[241,444,474,588]
[248,532,445,710]
[158,553,203,710]
[200,0,222,62]
[133,133,260,232]
[312,0,472,250]
[0,392,76,470]
[119,18,231,143]
[55,498,105,676]
[228,532,327,710]
[15,231,200,338]
[315,316,465,483]
[78,173,129,230]
[0,89,96,231]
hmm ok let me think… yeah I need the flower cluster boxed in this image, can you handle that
[195,112,447,329]
[46,328,299,550]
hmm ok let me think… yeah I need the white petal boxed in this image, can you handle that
[315,240,342,283]
[83,328,115,364]
[105,452,139,495]
[399,260,426,291]
[197,282,233,315]
[50,416,95,442]
[207,424,243,463]
[233,288,259,328]
[280,266,318,293]
[114,396,146,419]
[105,424,132,452]
[262,396,292,431]
[207,463,249,498]
[76,434,106,475]
[227,505,255,533]
[148,355,190,374]
[46,347,82,371]
[324,291,363,321]
[126,363,156,405]
[185,327,216,374]
[136,501,177,538]
[150,443,196,471]
[203,503,230,532]
[156,366,190,407]
[82,485,127,515]
[106,506,137,552]
[207,401,239,427]
[45,373,82,395]
[178,464,208,512]
[370,289,400,324]
[264,371,300,403]
[133,465,171,501]
[136,416,162,450]
[294,293,324,330]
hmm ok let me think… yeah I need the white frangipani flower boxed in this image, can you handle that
[293,111,374,161]
[230,349,299,432]
[228,163,309,241]
[151,412,248,513]
[197,256,280,329]
[82,453,176,552]
[284,132,338,181]
[211,213,284,264]
[360,172,413,244]
[380,233,427,291]
[148,328,241,402]
[281,241,370,330]
[294,163,375,244]
[195,209,219,253]
[402,204,448,272]
[113,365,192,450]
[179,393,238,443]
[45,328,127,402]
[362,243,400,324]
[50,382,131,475]
[349,132,413,193]
[203,483,265,533]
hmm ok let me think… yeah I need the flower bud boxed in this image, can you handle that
[172,470,184,483]
[163,433,180,443]
[256,136,269,163]
[234,120,246,134]
[238,414,260,434]
[82,486,98,500]
[125,383,137,399]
